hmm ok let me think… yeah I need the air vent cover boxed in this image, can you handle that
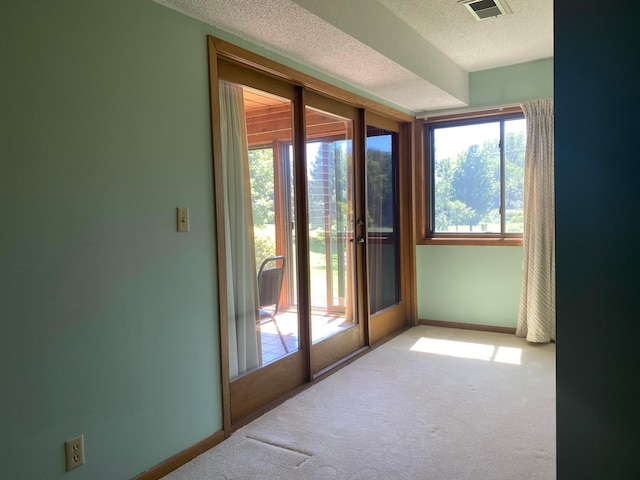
[460,0,512,21]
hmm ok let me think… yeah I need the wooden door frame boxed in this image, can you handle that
[207,35,417,434]
[304,92,366,376]
[365,112,417,344]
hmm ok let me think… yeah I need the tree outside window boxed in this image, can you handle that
[429,114,525,236]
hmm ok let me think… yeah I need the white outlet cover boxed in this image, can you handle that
[65,434,85,471]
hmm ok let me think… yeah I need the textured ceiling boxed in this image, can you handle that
[153,0,553,113]
[377,0,553,72]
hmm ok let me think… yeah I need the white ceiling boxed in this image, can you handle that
[153,0,553,113]
[377,0,553,72]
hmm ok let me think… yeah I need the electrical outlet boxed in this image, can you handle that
[65,435,85,472]
[177,207,189,232]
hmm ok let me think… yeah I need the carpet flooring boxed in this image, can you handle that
[163,326,556,480]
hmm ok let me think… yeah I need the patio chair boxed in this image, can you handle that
[257,255,288,353]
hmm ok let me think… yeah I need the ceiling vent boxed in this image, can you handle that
[459,0,512,21]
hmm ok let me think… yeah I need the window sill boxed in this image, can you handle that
[418,237,523,247]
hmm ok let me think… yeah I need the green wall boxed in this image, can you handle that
[469,58,554,108]
[421,58,553,117]
[0,2,416,478]
[0,1,224,478]
[0,0,555,477]
[416,246,523,327]
[416,58,552,329]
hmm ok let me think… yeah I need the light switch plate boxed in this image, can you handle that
[177,207,189,232]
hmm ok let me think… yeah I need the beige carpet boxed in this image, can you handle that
[164,326,556,480]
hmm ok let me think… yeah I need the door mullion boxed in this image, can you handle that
[354,108,369,347]
[293,86,312,382]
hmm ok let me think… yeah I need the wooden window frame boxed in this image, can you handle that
[416,107,525,246]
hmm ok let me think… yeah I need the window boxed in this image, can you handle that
[423,111,526,244]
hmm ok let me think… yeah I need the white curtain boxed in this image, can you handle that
[517,98,555,343]
[219,81,260,377]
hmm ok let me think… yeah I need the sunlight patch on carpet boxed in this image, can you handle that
[410,337,522,365]
[493,346,522,364]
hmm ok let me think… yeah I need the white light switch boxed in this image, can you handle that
[177,207,189,232]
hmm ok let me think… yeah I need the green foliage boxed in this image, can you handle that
[247,148,278,270]
[448,200,475,231]
[366,146,394,231]
[450,142,499,228]
[434,128,525,232]
[505,209,524,233]
[505,130,526,211]
[253,227,275,272]
[434,157,455,231]
[248,148,275,228]
[307,141,350,231]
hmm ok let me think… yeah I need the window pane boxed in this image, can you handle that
[504,119,526,233]
[249,148,276,268]
[238,85,299,372]
[305,107,356,343]
[366,126,400,314]
[433,122,500,233]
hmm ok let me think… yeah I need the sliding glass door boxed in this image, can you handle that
[214,66,306,423]
[366,125,400,314]
[210,49,413,428]
[365,114,406,342]
[305,95,364,375]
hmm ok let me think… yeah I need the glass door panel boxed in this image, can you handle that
[214,56,411,428]
[216,59,411,427]
[366,126,401,315]
[305,106,357,344]
[221,82,300,377]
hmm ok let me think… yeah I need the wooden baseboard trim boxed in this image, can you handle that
[133,430,225,480]
[418,318,516,335]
